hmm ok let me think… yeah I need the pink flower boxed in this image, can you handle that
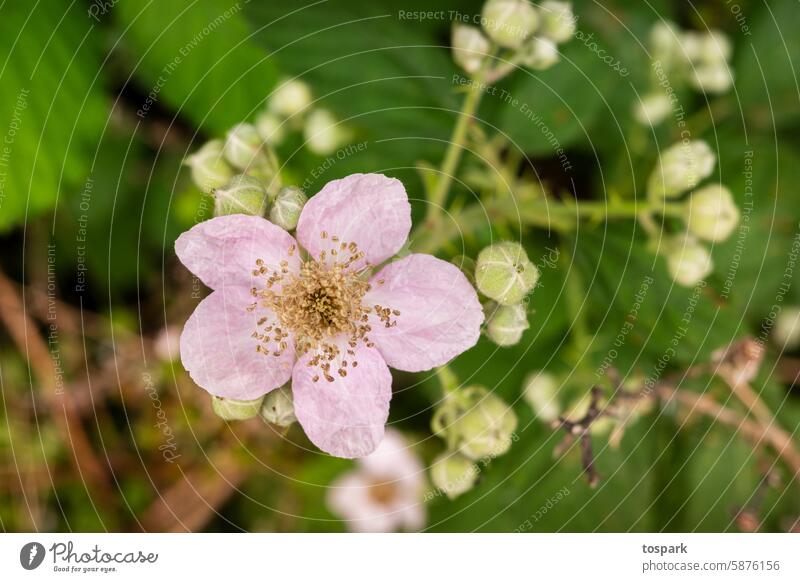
[176,173,483,458]
[326,429,426,532]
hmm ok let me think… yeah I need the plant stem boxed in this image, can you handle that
[426,64,491,224]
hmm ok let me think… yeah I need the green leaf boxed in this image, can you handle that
[0,2,107,231]
[114,0,280,133]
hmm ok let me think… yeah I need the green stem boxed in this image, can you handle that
[426,63,491,224]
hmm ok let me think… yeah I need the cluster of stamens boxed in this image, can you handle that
[248,232,400,382]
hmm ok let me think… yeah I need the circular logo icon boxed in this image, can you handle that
[19,542,46,570]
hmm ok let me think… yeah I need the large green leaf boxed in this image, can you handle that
[114,0,280,133]
[0,2,107,231]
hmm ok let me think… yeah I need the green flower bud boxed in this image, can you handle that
[269,186,307,231]
[213,174,268,217]
[224,123,268,171]
[522,371,560,423]
[259,385,297,427]
[475,242,539,305]
[685,184,739,242]
[650,21,682,68]
[538,1,576,43]
[452,393,518,460]
[633,92,672,126]
[665,236,713,287]
[689,62,734,94]
[773,307,800,351]
[255,110,286,145]
[451,24,490,74]
[304,108,346,156]
[481,0,539,49]
[184,139,234,193]
[211,395,264,421]
[521,37,560,70]
[430,452,479,499]
[647,140,716,199]
[486,303,529,346]
[269,78,312,118]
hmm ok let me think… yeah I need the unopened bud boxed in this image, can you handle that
[633,92,672,126]
[476,242,539,305]
[260,385,297,427]
[269,78,312,118]
[184,139,234,193]
[269,186,307,230]
[522,371,560,423]
[773,307,800,351]
[213,174,268,217]
[665,236,713,287]
[648,140,716,198]
[650,21,682,68]
[255,110,286,145]
[452,24,490,74]
[481,0,539,49]
[486,303,529,346]
[304,108,346,156]
[224,123,268,171]
[521,37,560,70]
[689,62,734,94]
[684,30,732,64]
[685,184,739,242]
[538,1,576,43]
[430,452,479,499]
[211,395,264,421]
[453,393,518,460]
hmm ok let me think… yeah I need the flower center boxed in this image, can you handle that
[249,233,400,382]
[367,478,398,506]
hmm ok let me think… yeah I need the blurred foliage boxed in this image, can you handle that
[0,0,799,533]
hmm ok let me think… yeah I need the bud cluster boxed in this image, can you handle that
[634,23,733,127]
[645,140,739,287]
[430,385,518,499]
[451,1,575,76]
[475,241,538,347]
[211,384,298,428]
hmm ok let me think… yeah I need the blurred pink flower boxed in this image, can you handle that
[327,429,426,532]
[175,173,483,458]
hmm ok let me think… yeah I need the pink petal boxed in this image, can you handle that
[292,344,392,458]
[365,254,483,372]
[326,473,399,533]
[296,173,411,269]
[175,214,300,291]
[180,286,295,400]
[361,428,424,481]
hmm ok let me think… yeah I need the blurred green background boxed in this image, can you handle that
[0,0,798,532]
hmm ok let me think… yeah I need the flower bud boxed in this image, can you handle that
[522,371,560,423]
[430,452,479,499]
[260,385,297,427]
[223,123,268,171]
[481,0,539,49]
[521,37,559,70]
[453,393,518,460]
[538,1,576,43]
[684,30,732,64]
[451,24,490,74]
[269,78,313,118]
[685,184,739,242]
[773,307,800,351]
[486,303,529,346]
[255,110,286,145]
[665,236,713,287]
[689,62,734,94]
[304,108,346,156]
[213,174,268,217]
[184,139,234,193]
[647,140,716,198]
[211,395,264,421]
[650,21,682,69]
[475,242,540,305]
[269,186,307,230]
[633,92,672,126]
